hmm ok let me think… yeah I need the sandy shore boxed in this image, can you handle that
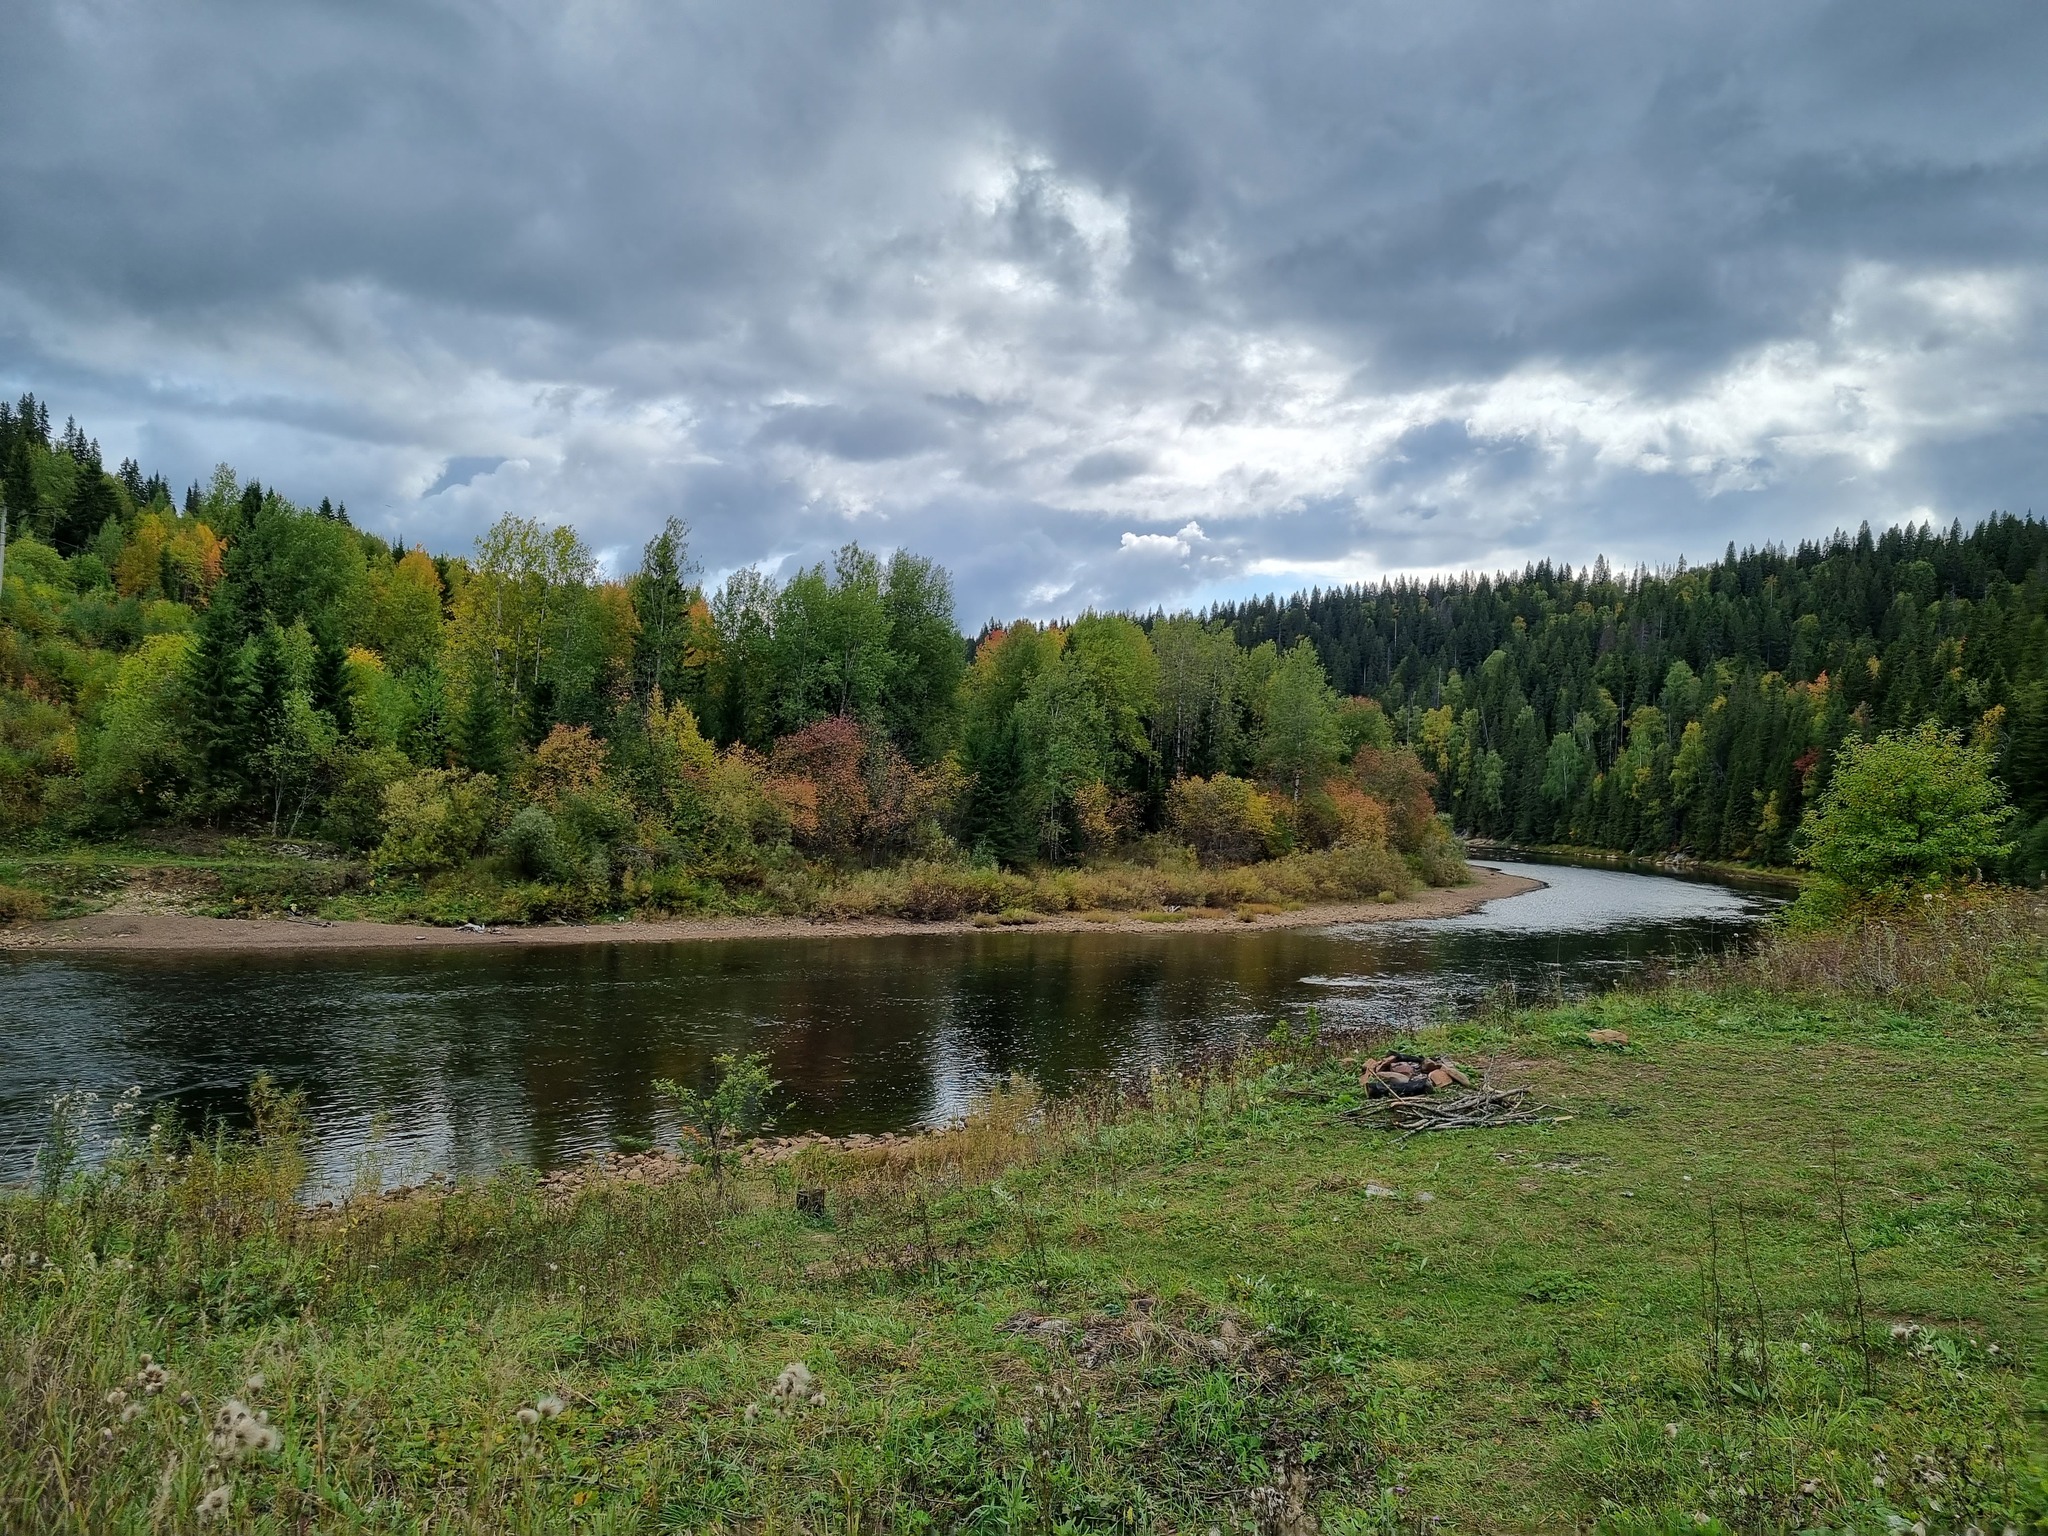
[0,864,1541,956]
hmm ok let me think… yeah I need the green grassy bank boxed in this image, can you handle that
[3,898,2043,1533]
[0,832,1444,928]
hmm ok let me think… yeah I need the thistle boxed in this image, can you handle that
[209,1398,282,1459]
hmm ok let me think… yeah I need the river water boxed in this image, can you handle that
[0,859,1781,1191]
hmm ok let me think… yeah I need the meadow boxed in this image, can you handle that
[2,895,2041,1533]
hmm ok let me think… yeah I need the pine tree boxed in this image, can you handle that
[402,662,454,767]
[312,629,354,737]
[54,446,121,554]
[454,665,513,778]
[631,516,697,704]
[2006,683,2048,819]
[245,624,294,830]
[187,577,260,812]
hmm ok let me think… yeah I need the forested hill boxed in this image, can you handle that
[1209,517,2048,869]
[3,386,2044,884]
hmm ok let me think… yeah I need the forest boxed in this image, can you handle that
[2,391,2043,919]
[1214,512,2048,876]
[0,395,1458,922]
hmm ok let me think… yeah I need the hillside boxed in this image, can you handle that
[1212,517,2048,872]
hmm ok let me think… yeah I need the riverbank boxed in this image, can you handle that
[3,894,2040,1531]
[0,862,1540,954]
[1463,837,1806,887]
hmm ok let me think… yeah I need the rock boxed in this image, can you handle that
[1587,1028,1630,1046]
[1443,1064,1473,1087]
[1427,1068,1455,1088]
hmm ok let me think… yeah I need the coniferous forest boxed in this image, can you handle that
[1215,518,2048,875]
[3,392,2044,910]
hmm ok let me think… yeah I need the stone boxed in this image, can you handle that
[1427,1068,1455,1088]
[1443,1064,1473,1087]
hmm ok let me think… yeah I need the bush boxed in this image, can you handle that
[317,745,412,852]
[556,787,635,855]
[816,858,1030,919]
[371,768,498,875]
[1406,814,1469,887]
[1168,775,1279,866]
[499,804,571,881]
[1797,722,2014,913]
[1350,744,1440,853]
[527,724,609,808]
[767,716,953,863]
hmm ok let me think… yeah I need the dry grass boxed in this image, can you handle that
[814,841,1429,923]
[1692,888,2048,1004]
[0,881,50,923]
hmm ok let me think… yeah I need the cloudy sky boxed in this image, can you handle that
[3,1,2043,622]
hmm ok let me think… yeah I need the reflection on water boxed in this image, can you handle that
[0,860,1779,1191]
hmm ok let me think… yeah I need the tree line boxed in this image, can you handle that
[1208,517,2048,878]
[3,391,2041,884]
[2,395,1443,897]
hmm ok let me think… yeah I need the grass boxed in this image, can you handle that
[0,836,368,920]
[0,836,1435,929]
[2,897,2043,1532]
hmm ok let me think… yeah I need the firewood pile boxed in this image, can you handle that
[1360,1051,1473,1096]
[1352,1086,1549,1136]
[1349,1053,1560,1136]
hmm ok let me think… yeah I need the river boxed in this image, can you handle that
[0,858,1782,1192]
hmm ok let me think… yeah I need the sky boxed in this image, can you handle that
[3,0,2044,624]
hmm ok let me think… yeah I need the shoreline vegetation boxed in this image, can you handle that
[2,398,1483,952]
[4,891,2041,1531]
[1462,838,1805,887]
[0,863,1539,954]
[4,395,2045,966]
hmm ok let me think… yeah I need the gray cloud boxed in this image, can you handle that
[2,0,2042,624]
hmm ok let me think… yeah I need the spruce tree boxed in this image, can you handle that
[312,629,354,738]
[54,450,121,555]
[245,625,294,831]
[188,577,260,813]
[631,516,696,704]
[402,662,454,767]
[454,666,513,778]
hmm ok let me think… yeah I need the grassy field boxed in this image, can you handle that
[2,898,2042,1533]
[0,833,1443,928]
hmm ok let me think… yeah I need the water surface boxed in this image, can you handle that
[0,859,1779,1191]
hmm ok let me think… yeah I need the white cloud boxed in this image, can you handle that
[2,0,2042,619]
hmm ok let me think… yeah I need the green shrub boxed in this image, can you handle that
[1407,814,1469,887]
[371,768,498,875]
[498,804,571,881]
[317,745,412,852]
[1796,722,2014,916]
